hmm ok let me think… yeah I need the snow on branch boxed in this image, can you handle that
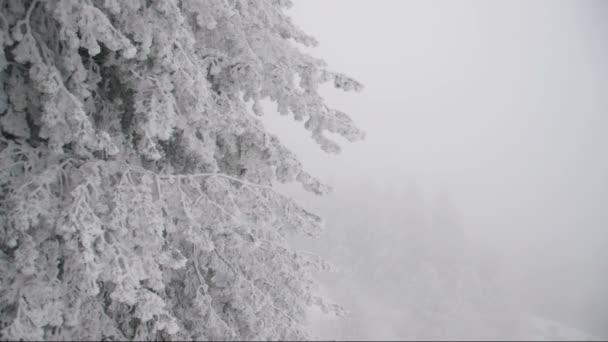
[0,0,360,340]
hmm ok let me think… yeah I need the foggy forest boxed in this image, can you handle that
[0,0,606,341]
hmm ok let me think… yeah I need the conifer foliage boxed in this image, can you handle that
[0,0,363,340]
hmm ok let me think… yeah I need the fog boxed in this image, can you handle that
[262,0,608,339]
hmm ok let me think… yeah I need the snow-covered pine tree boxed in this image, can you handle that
[0,0,363,340]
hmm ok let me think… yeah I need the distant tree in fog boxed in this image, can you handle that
[427,192,468,270]
[313,184,524,340]
[0,0,363,340]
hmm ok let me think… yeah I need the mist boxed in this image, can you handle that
[262,0,608,339]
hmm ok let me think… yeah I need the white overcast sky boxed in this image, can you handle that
[263,0,608,333]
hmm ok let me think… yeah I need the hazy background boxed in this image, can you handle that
[261,0,608,338]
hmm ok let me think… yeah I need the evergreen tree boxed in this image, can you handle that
[0,0,363,340]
